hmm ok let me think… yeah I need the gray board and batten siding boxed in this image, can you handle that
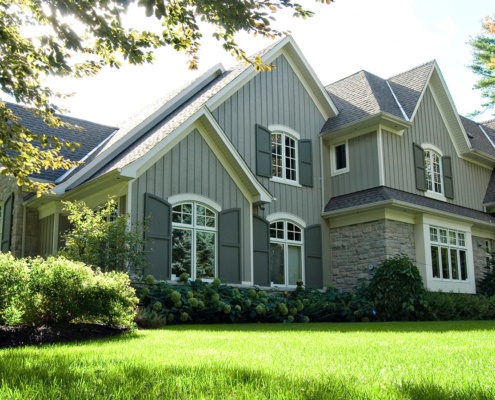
[329,132,381,198]
[382,87,492,211]
[131,129,252,282]
[210,54,326,225]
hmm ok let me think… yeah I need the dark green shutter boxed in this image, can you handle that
[442,156,454,199]
[304,224,323,288]
[413,143,427,191]
[253,215,270,286]
[144,193,172,280]
[256,124,272,178]
[218,208,241,284]
[299,140,313,187]
[1,193,13,253]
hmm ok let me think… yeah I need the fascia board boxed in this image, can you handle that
[121,107,273,204]
[425,66,472,156]
[278,39,338,119]
[200,109,273,204]
[206,36,337,121]
[54,64,225,194]
[320,113,411,143]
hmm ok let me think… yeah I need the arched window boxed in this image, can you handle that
[269,219,304,286]
[425,149,443,194]
[171,202,217,280]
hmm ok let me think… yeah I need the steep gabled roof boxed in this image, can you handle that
[459,115,495,158]
[387,61,435,120]
[4,102,117,182]
[55,35,337,195]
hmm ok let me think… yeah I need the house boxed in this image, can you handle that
[1,36,494,294]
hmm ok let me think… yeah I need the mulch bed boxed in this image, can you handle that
[0,323,130,349]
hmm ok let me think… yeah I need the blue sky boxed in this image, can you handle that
[44,0,494,126]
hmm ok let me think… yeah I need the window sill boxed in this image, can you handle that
[269,177,302,188]
[331,168,349,177]
[425,191,447,202]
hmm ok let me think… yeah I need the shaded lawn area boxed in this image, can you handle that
[1,321,495,399]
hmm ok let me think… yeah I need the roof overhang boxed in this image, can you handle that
[322,198,495,230]
[320,113,411,143]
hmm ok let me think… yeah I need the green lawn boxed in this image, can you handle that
[1,321,495,399]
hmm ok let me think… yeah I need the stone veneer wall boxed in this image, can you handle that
[472,236,491,289]
[0,175,39,257]
[330,219,416,291]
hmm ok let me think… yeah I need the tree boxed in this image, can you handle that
[469,15,495,117]
[1,0,332,194]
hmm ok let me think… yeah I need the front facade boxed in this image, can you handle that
[2,37,495,293]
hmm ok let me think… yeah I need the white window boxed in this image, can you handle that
[331,141,349,175]
[171,202,216,280]
[269,220,303,286]
[425,149,443,194]
[429,226,468,281]
[271,132,297,183]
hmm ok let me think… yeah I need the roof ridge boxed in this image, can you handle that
[324,70,367,88]
[480,117,495,124]
[387,60,436,80]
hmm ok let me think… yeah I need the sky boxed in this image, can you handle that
[42,0,495,126]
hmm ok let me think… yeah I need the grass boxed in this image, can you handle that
[1,321,495,399]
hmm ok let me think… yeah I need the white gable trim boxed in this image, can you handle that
[53,64,225,195]
[120,107,273,205]
[206,36,337,120]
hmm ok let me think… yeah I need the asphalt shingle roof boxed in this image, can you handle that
[321,62,435,133]
[459,115,495,158]
[325,186,495,225]
[4,102,116,182]
[83,41,280,181]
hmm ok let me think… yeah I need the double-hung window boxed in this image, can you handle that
[269,220,303,286]
[171,202,216,280]
[331,141,349,176]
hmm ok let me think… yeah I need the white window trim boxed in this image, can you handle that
[330,140,349,176]
[269,126,300,185]
[267,215,306,288]
[168,194,221,212]
[415,215,475,294]
[422,143,447,201]
[170,198,219,281]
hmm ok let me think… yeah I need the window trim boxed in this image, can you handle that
[169,197,220,281]
[330,140,349,176]
[267,216,306,288]
[415,215,475,294]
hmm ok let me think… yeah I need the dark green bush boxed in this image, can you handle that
[477,261,495,297]
[0,253,30,325]
[135,277,376,326]
[366,255,428,321]
[425,291,495,320]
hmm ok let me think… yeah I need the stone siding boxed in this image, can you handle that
[330,219,415,291]
[472,236,491,289]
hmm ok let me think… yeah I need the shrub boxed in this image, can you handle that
[0,253,30,325]
[26,257,138,327]
[477,260,495,297]
[425,291,495,320]
[59,198,147,277]
[366,255,428,321]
